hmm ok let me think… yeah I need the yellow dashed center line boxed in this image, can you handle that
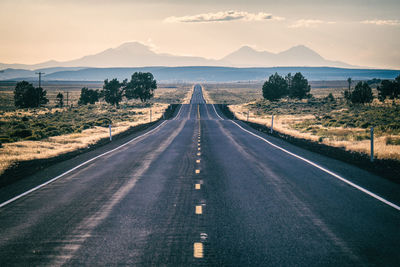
[195,184,201,190]
[196,159,200,163]
[197,152,201,156]
[194,242,203,258]
[198,148,201,151]
[195,169,200,174]
[195,205,202,214]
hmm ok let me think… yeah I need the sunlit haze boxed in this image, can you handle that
[0,0,399,68]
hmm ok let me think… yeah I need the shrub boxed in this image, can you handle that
[11,129,32,138]
[386,136,400,145]
[0,137,11,143]
[46,130,60,137]
[13,123,27,130]
[326,93,335,102]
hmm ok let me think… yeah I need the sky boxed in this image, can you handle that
[0,0,399,69]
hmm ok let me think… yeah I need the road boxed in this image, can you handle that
[0,85,399,266]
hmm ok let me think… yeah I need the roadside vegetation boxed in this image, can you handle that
[203,75,400,161]
[0,75,192,176]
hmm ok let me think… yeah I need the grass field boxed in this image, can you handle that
[0,82,191,175]
[202,82,400,161]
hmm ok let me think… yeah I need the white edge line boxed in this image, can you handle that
[174,104,183,120]
[212,104,224,120]
[229,120,400,211]
[0,120,169,209]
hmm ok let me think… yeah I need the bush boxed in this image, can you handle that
[386,136,400,145]
[95,118,111,127]
[11,129,32,138]
[0,137,11,143]
[326,93,335,102]
[13,123,27,130]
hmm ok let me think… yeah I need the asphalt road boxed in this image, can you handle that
[0,85,399,266]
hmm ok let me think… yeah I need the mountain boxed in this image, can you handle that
[222,45,355,68]
[0,42,356,70]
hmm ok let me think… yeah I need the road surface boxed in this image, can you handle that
[0,85,399,266]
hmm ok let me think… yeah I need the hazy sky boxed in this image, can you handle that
[0,0,399,68]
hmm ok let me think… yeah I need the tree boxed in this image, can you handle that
[377,80,398,102]
[350,81,374,104]
[347,77,352,91]
[14,81,48,108]
[344,77,352,101]
[289,72,311,99]
[56,92,64,107]
[262,73,288,101]
[396,74,400,85]
[285,73,293,89]
[78,87,100,105]
[102,79,123,107]
[124,72,157,103]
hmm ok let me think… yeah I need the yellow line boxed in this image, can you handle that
[195,205,202,214]
[195,184,201,190]
[197,152,201,156]
[195,169,200,174]
[194,242,203,258]
[198,147,201,151]
[196,159,200,163]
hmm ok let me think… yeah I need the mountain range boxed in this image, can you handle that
[2,42,398,82]
[1,66,399,83]
[0,42,355,70]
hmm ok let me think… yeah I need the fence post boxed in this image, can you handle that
[109,124,112,141]
[370,127,374,162]
[270,115,274,134]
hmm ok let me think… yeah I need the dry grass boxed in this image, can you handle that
[181,85,194,104]
[202,84,261,104]
[230,104,320,141]
[229,104,400,160]
[151,85,192,104]
[201,85,214,104]
[0,104,168,175]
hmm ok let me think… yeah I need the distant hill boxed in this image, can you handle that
[0,67,86,80]
[0,42,358,69]
[4,66,398,83]
[222,45,355,68]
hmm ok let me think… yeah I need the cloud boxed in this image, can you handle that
[289,19,336,28]
[361,19,400,26]
[165,10,285,23]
